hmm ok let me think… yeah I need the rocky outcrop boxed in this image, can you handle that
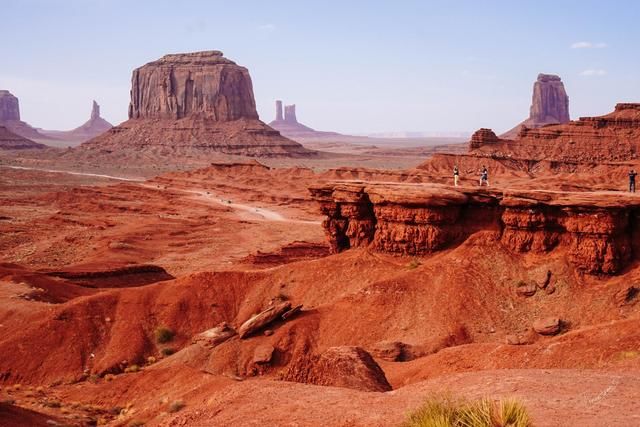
[41,100,113,143]
[310,182,640,275]
[502,74,570,139]
[284,104,297,123]
[0,90,53,141]
[469,128,501,149]
[284,346,392,392]
[0,126,46,150]
[77,51,312,157]
[0,90,20,121]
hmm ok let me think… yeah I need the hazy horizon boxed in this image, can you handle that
[2,0,639,135]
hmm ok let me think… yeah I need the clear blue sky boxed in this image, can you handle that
[1,0,639,134]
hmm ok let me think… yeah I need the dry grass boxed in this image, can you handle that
[404,395,531,427]
[168,400,185,413]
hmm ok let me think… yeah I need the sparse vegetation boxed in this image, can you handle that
[407,258,422,269]
[147,356,157,364]
[124,364,141,373]
[128,421,145,427]
[617,350,639,360]
[403,395,531,427]
[155,326,175,344]
[168,400,185,413]
[104,374,116,381]
[161,347,176,356]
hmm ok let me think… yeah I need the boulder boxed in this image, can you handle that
[289,346,392,392]
[515,281,537,297]
[369,341,405,362]
[192,322,236,347]
[252,345,275,364]
[238,301,291,338]
[533,317,561,335]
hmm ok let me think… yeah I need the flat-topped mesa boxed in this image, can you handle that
[469,128,500,149]
[128,50,258,121]
[0,90,20,121]
[310,182,640,275]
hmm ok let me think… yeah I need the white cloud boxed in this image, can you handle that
[580,69,607,77]
[257,24,276,32]
[571,41,608,49]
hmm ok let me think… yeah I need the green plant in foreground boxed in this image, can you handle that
[155,327,175,344]
[404,395,531,427]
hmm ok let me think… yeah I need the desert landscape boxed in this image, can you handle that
[2,2,640,426]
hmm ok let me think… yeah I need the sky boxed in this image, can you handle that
[1,0,639,134]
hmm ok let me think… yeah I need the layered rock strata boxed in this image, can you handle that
[0,90,52,140]
[467,104,640,163]
[310,182,640,275]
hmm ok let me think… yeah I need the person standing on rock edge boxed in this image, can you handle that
[480,166,489,187]
[453,165,460,187]
[629,169,637,192]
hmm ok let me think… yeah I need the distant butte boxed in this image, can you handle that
[78,51,313,157]
[501,73,570,139]
[41,100,113,143]
[268,100,353,141]
[0,125,46,150]
[0,90,54,141]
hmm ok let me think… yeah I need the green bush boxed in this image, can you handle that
[155,327,175,344]
[404,395,531,427]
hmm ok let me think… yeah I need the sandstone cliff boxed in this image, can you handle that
[311,182,640,275]
[502,74,570,139]
[78,51,312,157]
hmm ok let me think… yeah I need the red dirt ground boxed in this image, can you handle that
[1,158,640,426]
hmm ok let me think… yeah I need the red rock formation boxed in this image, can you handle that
[284,104,297,123]
[0,90,20,121]
[275,100,283,121]
[469,128,501,149]
[0,90,53,141]
[41,100,113,143]
[128,51,258,121]
[485,103,640,163]
[310,182,640,275]
[0,125,46,150]
[502,74,570,138]
[77,51,312,157]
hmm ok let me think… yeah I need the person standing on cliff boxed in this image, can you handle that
[480,166,489,187]
[629,169,637,192]
[453,165,460,187]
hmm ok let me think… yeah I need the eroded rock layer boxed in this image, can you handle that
[310,182,640,275]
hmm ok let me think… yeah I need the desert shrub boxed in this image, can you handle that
[155,327,175,344]
[617,350,639,360]
[407,259,422,270]
[161,347,176,356]
[104,374,116,381]
[168,400,185,413]
[128,421,145,427]
[404,395,531,427]
[147,356,157,365]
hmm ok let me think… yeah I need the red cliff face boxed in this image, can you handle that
[128,51,258,121]
[310,182,639,275]
[469,128,500,149]
[0,90,20,121]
